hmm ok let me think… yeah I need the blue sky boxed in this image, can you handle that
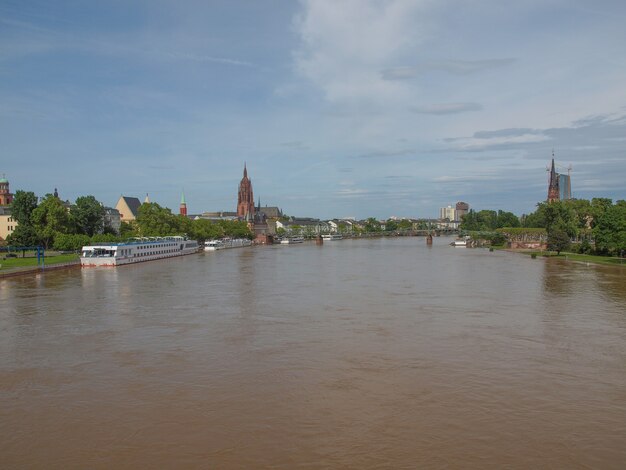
[1,0,625,219]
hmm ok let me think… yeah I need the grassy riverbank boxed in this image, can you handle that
[0,253,79,271]
[525,251,625,267]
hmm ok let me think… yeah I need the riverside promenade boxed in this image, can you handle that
[0,259,80,278]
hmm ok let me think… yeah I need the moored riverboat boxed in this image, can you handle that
[205,238,253,251]
[280,237,304,244]
[322,234,343,241]
[204,240,226,251]
[81,236,200,267]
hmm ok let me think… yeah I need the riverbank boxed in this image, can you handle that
[0,253,80,278]
[505,248,625,267]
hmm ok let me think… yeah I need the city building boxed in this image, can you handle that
[456,201,470,221]
[439,205,456,221]
[103,207,121,234]
[115,196,142,222]
[0,206,16,242]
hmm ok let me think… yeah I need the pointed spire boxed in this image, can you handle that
[144,193,150,203]
[547,151,560,203]
[181,190,186,204]
[243,162,247,178]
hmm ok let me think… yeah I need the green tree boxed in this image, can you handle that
[593,201,626,255]
[175,214,193,236]
[385,219,398,232]
[91,233,121,244]
[31,194,72,248]
[365,217,381,232]
[547,229,570,255]
[398,219,412,231]
[72,195,106,236]
[190,219,224,241]
[10,190,38,225]
[119,221,137,238]
[136,203,178,236]
[53,233,91,251]
[219,220,253,239]
[496,210,521,228]
[6,224,38,247]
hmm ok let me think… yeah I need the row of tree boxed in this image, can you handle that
[7,191,109,249]
[460,198,625,256]
[5,190,253,251]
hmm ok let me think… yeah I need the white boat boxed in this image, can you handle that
[280,236,304,244]
[205,238,253,251]
[322,234,343,241]
[204,240,225,251]
[451,236,470,247]
[224,238,253,248]
[81,236,200,267]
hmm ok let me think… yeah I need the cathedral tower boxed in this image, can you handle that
[547,156,560,203]
[237,164,255,220]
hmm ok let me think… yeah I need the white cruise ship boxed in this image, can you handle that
[81,236,199,267]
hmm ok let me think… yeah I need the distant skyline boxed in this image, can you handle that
[1,0,625,219]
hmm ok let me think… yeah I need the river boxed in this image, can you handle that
[1,237,625,468]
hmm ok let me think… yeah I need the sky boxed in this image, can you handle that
[1,0,625,219]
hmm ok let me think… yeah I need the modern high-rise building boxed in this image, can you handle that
[559,174,572,200]
[439,205,456,221]
[455,201,470,220]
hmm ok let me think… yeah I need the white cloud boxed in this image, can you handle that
[293,0,427,105]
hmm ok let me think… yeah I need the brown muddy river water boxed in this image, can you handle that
[1,237,625,469]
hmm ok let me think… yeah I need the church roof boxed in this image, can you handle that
[121,196,142,217]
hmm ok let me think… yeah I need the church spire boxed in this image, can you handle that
[179,190,187,216]
[547,151,560,203]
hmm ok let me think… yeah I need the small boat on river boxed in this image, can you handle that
[451,236,470,247]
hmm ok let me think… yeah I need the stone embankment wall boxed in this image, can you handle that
[0,261,80,279]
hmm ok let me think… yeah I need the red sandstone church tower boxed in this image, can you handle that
[237,164,255,220]
[179,191,187,216]
[547,156,560,203]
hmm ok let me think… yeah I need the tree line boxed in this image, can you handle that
[5,190,253,251]
[460,198,625,256]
